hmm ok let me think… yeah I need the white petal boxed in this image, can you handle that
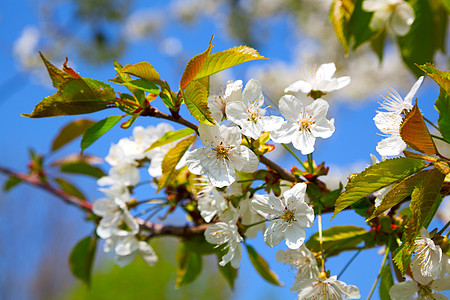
[284,223,306,249]
[260,115,284,132]
[283,182,307,202]
[207,157,236,188]
[404,76,424,105]
[92,198,116,217]
[115,236,139,256]
[114,252,138,267]
[335,76,351,90]
[269,121,298,144]
[279,95,304,122]
[329,277,361,299]
[316,63,337,80]
[186,147,212,175]
[264,219,286,247]
[205,222,230,245]
[363,0,389,12]
[228,146,259,173]
[391,2,414,35]
[251,194,284,219]
[311,118,335,139]
[376,134,406,156]
[285,80,312,93]
[224,80,243,103]
[308,98,329,120]
[389,281,419,300]
[292,130,316,155]
[198,123,219,147]
[226,101,248,125]
[242,79,264,107]
[370,9,391,31]
[431,275,450,291]
[138,241,158,266]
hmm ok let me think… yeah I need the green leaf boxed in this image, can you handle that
[22,78,117,118]
[436,89,450,143]
[81,116,123,150]
[400,103,437,155]
[423,194,443,229]
[69,235,97,286]
[60,162,106,178]
[418,63,450,95]
[176,241,203,288]
[193,46,266,81]
[399,168,445,269]
[51,119,96,151]
[330,0,356,53]
[368,169,429,221]
[183,81,215,125]
[157,136,195,192]
[3,176,22,192]
[110,77,160,95]
[180,36,214,90]
[39,52,76,88]
[349,0,377,50]
[397,0,435,76]
[121,62,163,86]
[370,29,386,62]
[217,256,238,289]
[332,157,426,219]
[54,177,86,200]
[379,263,394,300]
[146,128,195,152]
[306,226,368,258]
[246,245,282,286]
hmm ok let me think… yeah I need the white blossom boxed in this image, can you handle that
[92,191,139,239]
[226,79,283,139]
[276,245,320,281]
[389,276,450,300]
[238,194,266,239]
[292,274,361,300]
[205,222,243,268]
[252,183,314,249]
[374,111,406,156]
[105,236,158,267]
[379,76,424,114]
[208,80,243,123]
[270,95,335,155]
[186,124,259,187]
[284,62,350,95]
[363,0,415,36]
[411,228,443,285]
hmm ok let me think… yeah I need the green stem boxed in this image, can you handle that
[424,116,440,132]
[338,250,362,279]
[366,242,390,300]
[318,208,325,272]
[282,143,307,171]
[307,153,314,174]
[431,134,448,143]
[243,219,267,230]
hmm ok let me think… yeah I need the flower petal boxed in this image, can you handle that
[284,80,312,93]
[251,194,284,219]
[264,219,286,247]
[284,222,306,249]
[229,145,259,173]
[292,130,316,155]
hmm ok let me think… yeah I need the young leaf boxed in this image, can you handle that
[400,103,437,155]
[217,255,238,289]
[402,168,445,266]
[176,241,203,288]
[58,161,106,178]
[349,0,376,50]
[3,176,22,192]
[418,63,450,95]
[423,194,443,229]
[246,244,282,286]
[306,225,368,258]
[156,136,195,192]
[193,46,266,81]
[332,157,426,219]
[121,62,163,86]
[110,77,160,95]
[370,29,386,62]
[81,116,123,150]
[51,119,96,152]
[54,177,86,200]
[146,128,195,152]
[39,52,76,88]
[180,36,214,90]
[379,263,394,300]
[435,89,450,143]
[183,81,215,125]
[22,78,117,118]
[331,0,356,54]
[69,235,97,286]
[367,169,429,221]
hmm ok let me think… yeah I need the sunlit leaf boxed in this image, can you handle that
[217,255,238,289]
[246,245,282,286]
[110,77,160,95]
[436,89,450,143]
[51,119,96,152]
[54,177,86,200]
[332,157,426,219]
[368,169,429,221]
[22,78,117,118]
[331,0,356,53]
[157,136,195,192]
[69,235,97,286]
[81,116,123,150]
[193,46,266,81]
[146,128,195,152]
[400,103,437,155]
[183,81,215,125]
[180,36,214,90]
[121,62,163,86]
[39,52,76,88]
[349,0,376,50]
[379,263,394,300]
[418,63,450,95]
[306,225,368,258]
[3,176,22,192]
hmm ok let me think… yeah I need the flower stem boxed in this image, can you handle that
[318,209,325,272]
[338,250,361,279]
[243,219,267,230]
[307,153,314,173]
[366,242,390,300]
[282,143,307,171]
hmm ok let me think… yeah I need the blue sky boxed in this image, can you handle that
[0,1,449,300]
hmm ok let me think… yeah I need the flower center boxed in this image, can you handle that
[281,207,296,223]
[215,144,231,159]
[299,115,315,131]
[247,109,260,123]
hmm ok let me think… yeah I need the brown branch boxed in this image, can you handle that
[260,156,295,182]
[0,166,207,238]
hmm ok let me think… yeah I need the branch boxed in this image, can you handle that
[0,166,207,238]
[141,105,295,182]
